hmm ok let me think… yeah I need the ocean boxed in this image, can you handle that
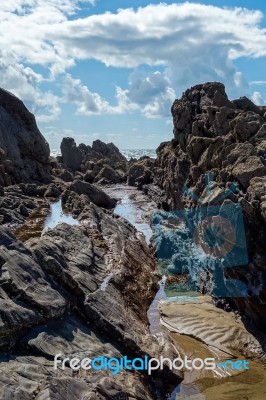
[121,149,156,160]
[51,149,157,160]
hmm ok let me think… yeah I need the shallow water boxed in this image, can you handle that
[147,275,167,335]
[14,199,79,241]
[43,200,79,231]
[103,186,266,400]
[104,185,154,244]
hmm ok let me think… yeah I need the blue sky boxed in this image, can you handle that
[1,1,266,150]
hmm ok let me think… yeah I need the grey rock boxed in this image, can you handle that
[232,156,266,188]
[60,137,84,171]
[0,196,181,398]
[95,165,123,184]
[44,185,61,199]
[152,82,266,332]
[127,158,155,188]
[84,169,96,183]
[66,180,116,209]
[58,169,74,182]
[0,88,50,186]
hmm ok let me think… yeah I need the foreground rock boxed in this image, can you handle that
[0,184,51,226]
[0,88,51,186]
[150,82,266,332]
[0,190,181,398]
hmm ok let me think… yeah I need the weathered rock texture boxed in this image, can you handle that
[151,82,266,332]
[0,191,180,399]
[64,180,117,209]
[127,157,155,188]
[0,88,50,186]
[60,138,127,184]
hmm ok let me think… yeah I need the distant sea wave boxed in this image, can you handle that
[121,149,156,160]
[51,149,157,160]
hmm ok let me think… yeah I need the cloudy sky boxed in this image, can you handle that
[1,0,266,150]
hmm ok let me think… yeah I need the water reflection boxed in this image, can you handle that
[43,200,79,232]
[14,199,79,241]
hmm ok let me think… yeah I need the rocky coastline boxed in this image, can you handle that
[1,84,266,399]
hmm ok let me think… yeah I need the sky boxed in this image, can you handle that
[1,1,266,151]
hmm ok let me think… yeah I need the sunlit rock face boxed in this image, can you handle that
[150,82,266,332]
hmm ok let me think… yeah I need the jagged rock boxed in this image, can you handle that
[152,82,266,332]
[0,195,181,398]
[230,112,262,141]
[128,158,155,187]
[44,184,61,199]
[0,88,50,185]
[171,82,235,150]
[92,139,127,162]
[232,156,266,188]
[18,203,29,217]
[59,138,128,178]
[60,137,84,171]
[58,169,74,182]
[0,185,46,225]
[66,180,116,209]
[95,165,123,184]
[84,169,96,183]
[80,140,128,178]
[233,96,264,115]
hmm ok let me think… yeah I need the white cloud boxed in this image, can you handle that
[0,0,95,14]
[0,51,61,122]
[126,70,171,105]
[251,91,265,105]
[119,70,176,118]
[62,73,138,115]
[1,1,266,120]
[250,81,266,85]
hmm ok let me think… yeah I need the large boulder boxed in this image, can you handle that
[0,88,50,185]
[94,164,124,184]
[66,180,116,209]
[92,139,127,161]
[128,157,155,188]
[60,137,84,171]
[232,156,266,188]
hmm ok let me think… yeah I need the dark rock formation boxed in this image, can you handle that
[0,184,47,225]
[0,194,181,399]
[151,82,266,332]
[91,139,126,163]
[58,168,74,182]
[0,88,50,185]
[94,164,124,184]
[128,157,155,188]
[64,180,117,209]
[60,138,127,179]
[44,184,61,199]
[60,137,84,171]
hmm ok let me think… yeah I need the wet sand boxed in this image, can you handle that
[103,185,266,399]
